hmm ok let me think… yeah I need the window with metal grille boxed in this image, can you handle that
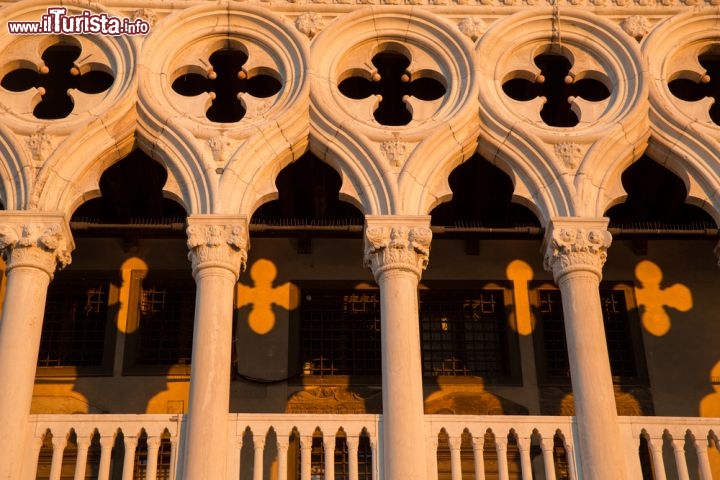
[38,275,113,370]
[124,271,196,373]
[300,289,381,376]
[535,286,644,383]
[419,289,511,378]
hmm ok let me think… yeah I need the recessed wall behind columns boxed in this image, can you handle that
[604,238,720,417]
[27,235,720,417]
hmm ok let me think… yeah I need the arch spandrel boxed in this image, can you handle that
[641,11,720,225]
[477,8,649,220]
[0,2,139,213]
[138,2,310,216]
[310,7,479,216]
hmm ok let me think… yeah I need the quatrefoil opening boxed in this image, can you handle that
[668,46,720,126]
[338,51,446,126]
[502,51,610,128]
[171,48,282,123]
[1,42,114,120]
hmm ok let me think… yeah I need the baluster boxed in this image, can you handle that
[121,436,138,480]
[448,436,463,480]
[563,439,578,480]
[324,434,336,480]
[145,436,161,480]
[495,437,509,480]
[73,436,91,480]
[277,437,289,480]
[471,436,486,480]
[253,435,266,480]
[426,435,439,480]
[540,437,557,480]
[346,436,359,480]
[49,435,67,480]
[169,436,179,480]
[694,436,713,480]
[646,436,667,480]
[300,436,312,480]
[516,437,532,480]
[97,435,115,480]
[671,438,690,480]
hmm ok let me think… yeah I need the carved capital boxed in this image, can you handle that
[186,216,249,279]
[0,213,74,278]
[364,215,432,280]
[542,218,612,282]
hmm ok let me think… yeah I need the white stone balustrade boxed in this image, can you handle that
[23,414,720,480]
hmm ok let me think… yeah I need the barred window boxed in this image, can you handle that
[39,274,114,371]
[419,289,513,379]
[125,271,196,372]
[300,289,381,376]
[535,286,644,383]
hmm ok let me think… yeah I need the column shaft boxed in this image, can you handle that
[0,217,72,480]
[181,218,248,479]
[543,218,628,480]
[365,216,432,480]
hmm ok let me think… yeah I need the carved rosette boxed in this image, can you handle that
[0,222,72,278]
[364,222,432,279]
[186,221,249,279]
[543,221,612,281]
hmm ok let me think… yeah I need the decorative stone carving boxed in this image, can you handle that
[26,128,55,165]
[295,13,324,38]
[364,220,432,278]
[458,17,486,41]
[286,386,382,414]
[207,135,234,165]
[186,220,249,278]
[0,221,72,277]
[132,8,158,26]
[543,219,612,281]
[622,15,651,40]
[553,142,584,169]
[380,135,410,167]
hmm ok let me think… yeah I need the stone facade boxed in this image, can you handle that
[0,1,719,479]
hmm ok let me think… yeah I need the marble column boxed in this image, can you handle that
[543,217,628,480]
[0,214,73,480]
[182,216,248,479]
[364,215,432,480]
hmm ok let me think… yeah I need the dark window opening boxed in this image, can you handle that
[606,155,717,230]
[430,154,540,229]
[338,51,446,126]
[668,48,720,125]
[38,274,114,372]
[251,153,364,229]
[172,48,281,123]
[125,271,196,371]
[300,288,381,377]
[1,43,113,119]
[72,150,187,229]
[419,289,513,379]
[534,286,645,384]
[502,53,610,127]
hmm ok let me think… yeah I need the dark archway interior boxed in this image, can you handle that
[72,150,186,225]
[430,154,540,228]
[251,152,364,226]
[605,156,716,229]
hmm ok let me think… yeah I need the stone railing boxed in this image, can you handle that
[24,414,720,479]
